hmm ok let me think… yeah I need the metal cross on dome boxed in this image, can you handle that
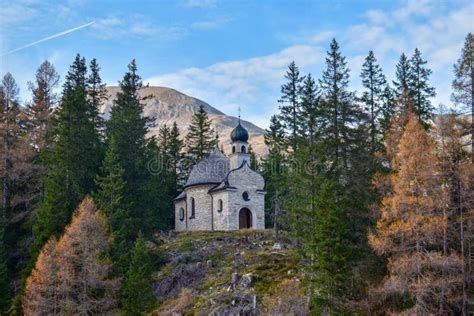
[238,106,241,123]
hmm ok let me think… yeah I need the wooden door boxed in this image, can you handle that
[239,208,252,229]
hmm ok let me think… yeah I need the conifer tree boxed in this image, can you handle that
[0,194,9,313]
[32,55,103,257]
[392,53,411,103]
[25,61,59,206]
[185,104,216,166]
[310,181,350,314]
[261,115,287,228]
[452,33,473,153]
[87,58,107,139]
[105,60,158,237]
[299,73,321,144]
[360,51,387,154]
[278,61,304,155]
[95,137,132,269]
[121,233,155,315]
[22,238,61,316]
[247,144,259,171]
[408,48,436,127]
[24,197,119,315]
[380,84,396,135]
[369,114,464,314]
[168,122,184,184]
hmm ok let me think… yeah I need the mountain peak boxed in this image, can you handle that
[103,86,267,156]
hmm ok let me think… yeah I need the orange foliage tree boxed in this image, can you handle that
[369,114,464,314]
[23,196,119,315]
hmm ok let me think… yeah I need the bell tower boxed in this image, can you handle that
[229,113,250,169]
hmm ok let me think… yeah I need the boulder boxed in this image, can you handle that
[239,273,254,290]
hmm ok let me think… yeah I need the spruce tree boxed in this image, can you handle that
[87,58,107,138]
[310,181,350,313]
[392,53,411,103]
[95,137,132,270]
[299,73,321,144]
[261,115,287,229]
[360,51,387,154]
[105,60,158,237]
[121,233,155,315]
[278,61,304,155]
[185,104,216,167]
[409,48,436,127]
[32,54,103,258]
[168,122,184,184]
[380,84,396,135]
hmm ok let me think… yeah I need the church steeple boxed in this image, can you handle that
[229,115,250,169]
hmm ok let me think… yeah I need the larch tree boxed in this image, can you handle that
[55,196,119,315]
[22,238,61,316]
[369,114,464,314]
[452,33,473,154]
[25,61,60,207]
[278,61,304,156]
[360,50,387,154]
[408,48,436,128]
[25,197,119,315]
[185,104,216,167]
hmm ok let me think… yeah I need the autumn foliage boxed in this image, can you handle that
[23,196,119,315]
[369,114,465,314]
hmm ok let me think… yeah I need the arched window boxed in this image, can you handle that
[179,208,185,221]
[217,199,223,212]
[190,197,195,218]
[232,146,236,153]
[241,145,246,153]
[242,191,250,201]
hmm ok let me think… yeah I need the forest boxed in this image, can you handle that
[0,33,472,315]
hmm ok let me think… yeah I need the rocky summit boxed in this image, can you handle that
[102,86,268,156]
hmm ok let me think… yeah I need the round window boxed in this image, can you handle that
[179,208,185,221]
[242,192,250,201]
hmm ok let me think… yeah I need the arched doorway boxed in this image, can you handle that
[239,208,252,229]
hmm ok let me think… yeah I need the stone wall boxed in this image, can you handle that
[211,190,229,230]
[185,184,214,231]
[175,199,187,231]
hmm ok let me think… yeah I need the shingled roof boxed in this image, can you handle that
[184,147,230,188]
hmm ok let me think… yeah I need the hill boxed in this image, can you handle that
[150,230,308,315]
[102,87,268,156]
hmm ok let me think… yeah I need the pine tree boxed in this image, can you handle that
[121,233,155,315]
[392,53,411,104]
[87,58,107,139]
[185,104,216,167]
[32,55,103,257]
[409,48,436,127]
[452,33,473,154]
[299,73,321,144]
[278,61,304,155]
[369,114,464,314]
[379,84,396,135]
[360,51,387,154]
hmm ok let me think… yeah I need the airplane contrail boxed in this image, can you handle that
[1,21,96,57]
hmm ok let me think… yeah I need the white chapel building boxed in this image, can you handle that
[174,121,265,231]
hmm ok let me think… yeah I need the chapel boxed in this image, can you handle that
[174,121,265,231]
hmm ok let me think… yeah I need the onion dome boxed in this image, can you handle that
[184,147,229,187]
[230,122,249,142]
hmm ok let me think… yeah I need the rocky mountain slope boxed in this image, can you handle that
[150,230,308,315]
[102,87,268,156]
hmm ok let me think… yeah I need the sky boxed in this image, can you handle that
[1,0,472,128]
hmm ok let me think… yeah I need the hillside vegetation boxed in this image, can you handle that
[151,230,308,315]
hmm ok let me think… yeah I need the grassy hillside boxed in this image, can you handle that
[150,230,308,315]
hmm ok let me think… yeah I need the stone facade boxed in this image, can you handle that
[174,121,265,231]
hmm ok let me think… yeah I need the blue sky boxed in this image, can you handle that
[1,0,472,128]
